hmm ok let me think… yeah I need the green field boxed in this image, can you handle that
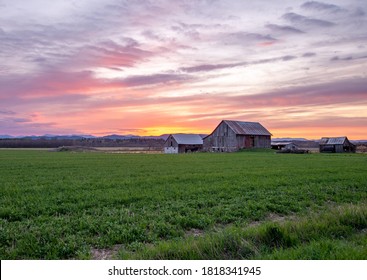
[0,150,366,259]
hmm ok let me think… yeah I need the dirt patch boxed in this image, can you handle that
[247,220,262,228]
[91,244,122,260]
[266,212,298,223]
[246,213,297,228]
[267,213,287,223]
[185,228,205,238]
[55,146,97,152]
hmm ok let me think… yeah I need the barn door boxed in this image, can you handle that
[250,136,255,147]
[244,136,254,148]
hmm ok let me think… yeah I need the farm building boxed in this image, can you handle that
[203,120,272,152]
[319,137,356,153]
[164,134,204,154]
[271,142,299,151]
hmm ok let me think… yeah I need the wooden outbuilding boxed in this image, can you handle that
[271,142,299,151]
[203,120,272,152]
[319,136,356,153]
[164,134,203,154]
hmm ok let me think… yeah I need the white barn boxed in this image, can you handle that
[164,134,204,154]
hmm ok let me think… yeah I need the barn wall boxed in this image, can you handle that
[178,145,186,153]
[254,135,271,148]
[164,135,178,148]
[237,135,271,148]
[164,135,179,153]
[335,145,344,153]
[203,136,212,151]
[320,143,355,153]
[178,144,202,153]
[320,145,335,152]
[203,122,238,152]
[164,147,178,153]
[343,139,356,152]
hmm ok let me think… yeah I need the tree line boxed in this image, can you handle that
[0,138,165,148]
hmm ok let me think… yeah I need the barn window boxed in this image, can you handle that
[170,141,173,147]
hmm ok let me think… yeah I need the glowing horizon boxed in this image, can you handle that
[1,1,366,140]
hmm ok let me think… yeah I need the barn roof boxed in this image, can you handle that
[170,134,203,145]
[224,120,272,136]
[319,137,351,145]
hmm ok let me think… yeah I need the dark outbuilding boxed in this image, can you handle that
[271,142,299,151]
[319,136,356,153]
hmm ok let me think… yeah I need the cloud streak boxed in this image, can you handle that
[301,1,344,13]
[282,12,336,28]
[265,24,305,34]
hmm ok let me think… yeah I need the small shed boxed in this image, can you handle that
[203,120,272,152]
[164,134,203,154]
[271,142,299,151]
[319,136,356,153]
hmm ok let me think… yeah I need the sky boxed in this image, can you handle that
[0,0,366,139]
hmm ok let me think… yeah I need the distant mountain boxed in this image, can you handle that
[1,134,163,140]
[102,134,139,140]
[102,134,168,140]
[42,134,96,140]
[351,140,367,144]
[0,134,96,140]
[272,138,308,142]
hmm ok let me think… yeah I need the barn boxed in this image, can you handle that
[203,120,272,152]
[319,137,356,153]
[164,134,204,154]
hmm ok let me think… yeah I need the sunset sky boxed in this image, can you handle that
[1,0,366,139]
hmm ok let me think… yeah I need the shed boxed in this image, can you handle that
[271,142,299,151]
[203,120,272,152]
[164,134,203,154]
[319,136,356,153]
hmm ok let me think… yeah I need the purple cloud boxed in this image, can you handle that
[224,32,277,45]
[282,12,336,28]
[301,1,344,13]
[180,62,245,73]
[351,7,365,17]
[0,110,16,115]
[119,73,193,87]
[302,52,317,57]
[180,55,299,74]
[281,55,297,61]
[331,56,353,61]
[265,24,305,34]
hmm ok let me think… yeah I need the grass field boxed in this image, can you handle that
[0,149,366,259]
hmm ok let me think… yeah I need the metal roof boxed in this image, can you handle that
[319,137,348,145]
[171,134,203,145]
[224,120,272,136]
